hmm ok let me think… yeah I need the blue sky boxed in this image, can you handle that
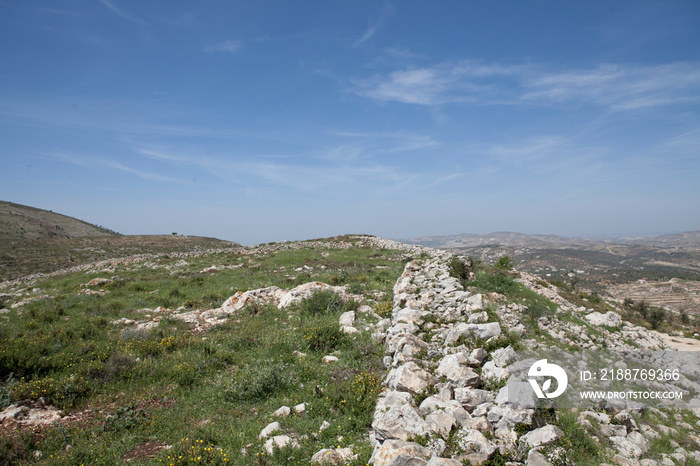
[1,1,698,245]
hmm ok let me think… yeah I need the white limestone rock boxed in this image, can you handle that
[272,406,291,417]
[311,447,357,465]
[520,425,564,448]
[259,421,280,439]
[386,362,435,395]
[371,439,431,466]
[526,449,553,465]
[263,435,299,454]
[445,322,501,345]
[490,345,518,368]
[436,353,481,387]
[426,458,463,466]
[454,388,494,413]
[454,428,496,465]
[339,311,356,327]
[372,391,429,442]
[468,311,489,323]
[426,410,456,436]
[584,311,622,327]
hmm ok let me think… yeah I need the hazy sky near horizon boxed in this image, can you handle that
[1,1,699,245]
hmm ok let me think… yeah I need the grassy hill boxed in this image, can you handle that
[0,202,239,282]
[0,236,407,464]
[0,201,118,241]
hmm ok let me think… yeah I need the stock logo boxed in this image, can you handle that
[528,359,568,399]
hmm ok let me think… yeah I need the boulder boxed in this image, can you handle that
[371,440,431,466]
[426,458,463,466]
[584,311,622,327]
[258,421,280,439]
[426,411,456,436]
[263,435,299,454]
[520,425,563,448]
[395,308,429,326]
[454,388,494,412]
[526,449,553,465]
[454,428,496,465]
[436,353,480,387]
[0,399,62,427]
[491,345,518,368]
[386,362,435,395]
[339,311,356,327]
[445,322,501,345]
[373,392,429,441]
[311,447,357,465]
[272,406,291,417]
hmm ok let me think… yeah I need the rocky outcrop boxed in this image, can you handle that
[0,398,62,427]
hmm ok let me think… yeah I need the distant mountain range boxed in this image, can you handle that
[402,231,700,250]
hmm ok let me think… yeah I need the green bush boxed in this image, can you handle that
[472,271,519,295]
[12,375,91,410]
[375,300,393,318]
[103,403,145,432]
[298,290,345,316]
[303,322,345,352]
[226,363,292,402]
[448,257,471,287]
[495,255,514,270]
[648,308,666,329]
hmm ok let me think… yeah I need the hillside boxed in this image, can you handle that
[0,236,698,465]
[405,231,700,316]
[0,201,118,240]
[0,202,239,282]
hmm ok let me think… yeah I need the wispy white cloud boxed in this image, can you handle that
[383,47,426,59]
[203,40,241,53]
[133,142,458,197]
[523,63,700,109]
[98,0,149,26]
[354,61,522,105]
[44,152,180,182]
[355,0,394,45]
[355,60,700,110]
[488,136,566,160]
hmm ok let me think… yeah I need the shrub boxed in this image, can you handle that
[298,290,345,316]
[303,323,345,352]
[495,255,513,270]
[375,300,393,318]
[103,403,146,432]
[448,257,471,287]
[226,363,291,402]
[12,375,91,410]
[648,308,666,329]
[472,271,518,295]
[634,300,649,319]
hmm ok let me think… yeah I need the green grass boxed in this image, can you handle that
[0,239,407,464]
[468,269,558,341]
